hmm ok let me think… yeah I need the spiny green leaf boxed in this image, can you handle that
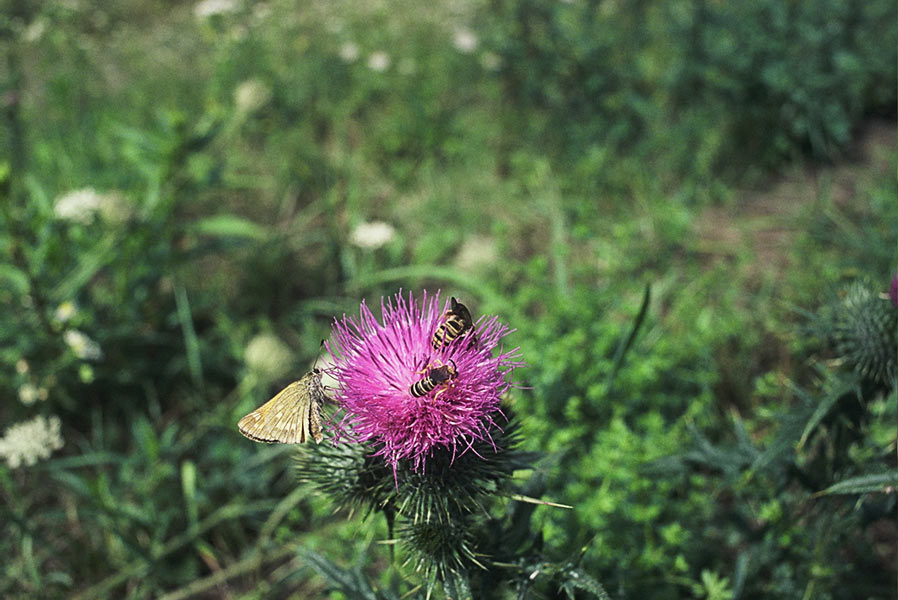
[750,386,816,474]
[797,373,861,449]
[560,568,611,600]
[297,548,382,600]
[606,283,651,395]
[443,570,473,600]
[815,472,898,497]
[173,282,204,393]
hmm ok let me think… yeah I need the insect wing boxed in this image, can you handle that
[238,372,325,444]
[450,297,473,327]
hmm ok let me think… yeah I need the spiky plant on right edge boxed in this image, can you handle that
[826,280,898,387]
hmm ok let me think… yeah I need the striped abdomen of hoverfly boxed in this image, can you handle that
[431,297,474,350]
[409,362,457,397]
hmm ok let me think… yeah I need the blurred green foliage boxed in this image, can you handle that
[1,0,896,598]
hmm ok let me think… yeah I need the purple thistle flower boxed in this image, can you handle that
[326,291,523,476]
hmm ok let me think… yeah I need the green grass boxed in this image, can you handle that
[1,0,896,598]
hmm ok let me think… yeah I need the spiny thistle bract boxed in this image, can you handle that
[295,417,534,596]
[296,413,531,526]
[827,281,898,386]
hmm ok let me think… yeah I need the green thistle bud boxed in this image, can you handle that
[830,281,898,385]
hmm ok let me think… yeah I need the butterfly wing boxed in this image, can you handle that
[238,371,325,444]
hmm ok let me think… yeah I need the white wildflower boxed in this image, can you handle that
[0,415,64,469]
[367,51,390,72]
[18,384,40,406]
[452,28,478,53]
[64,330,103,361]
[54,188,103,223]
[234,78,271,114]
[194,0,238,18]
[54,301,78,324]
[15,359,29,375]
[244,333,293,380]
[53,188,130,224]
[339,42,360,63]
[251,2,271,22]
[349,221,396,250]
[24,18,47,43]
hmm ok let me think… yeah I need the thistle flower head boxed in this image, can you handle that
[327,291,522,476]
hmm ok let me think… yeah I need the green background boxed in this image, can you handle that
[1,0,896,598]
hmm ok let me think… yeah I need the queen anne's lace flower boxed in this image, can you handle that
[339,42,360,63]
[63,330,103,361]
[367,51,391,72]
[327,291,522,476]
[194,0,238,18]
[452,28,478,53]
[0,415,64,468]
[349,221,396,250]
[53,188,104,223]
[55,301,78,324]
[18,384,41,406]
[234,78,271,114]
[53,188,130,224]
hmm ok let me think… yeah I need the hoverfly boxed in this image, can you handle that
[238,369,326,444]
[409,360,458,397]
[431,297,474,350]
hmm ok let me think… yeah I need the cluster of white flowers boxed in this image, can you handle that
[244,333,293,380]
[54,301,78,324]
[349,221,396,250]
[17,383,48,406]
[64,330,103,361]
[452,28,478,53]
[234,78,271,114]
[0,415,64,469]
[367,51,391,72]
[194,0,238,18]
[24,18,47,42]
[53,188,130,224]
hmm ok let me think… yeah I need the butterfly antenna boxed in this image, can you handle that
[312,339,326,370]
